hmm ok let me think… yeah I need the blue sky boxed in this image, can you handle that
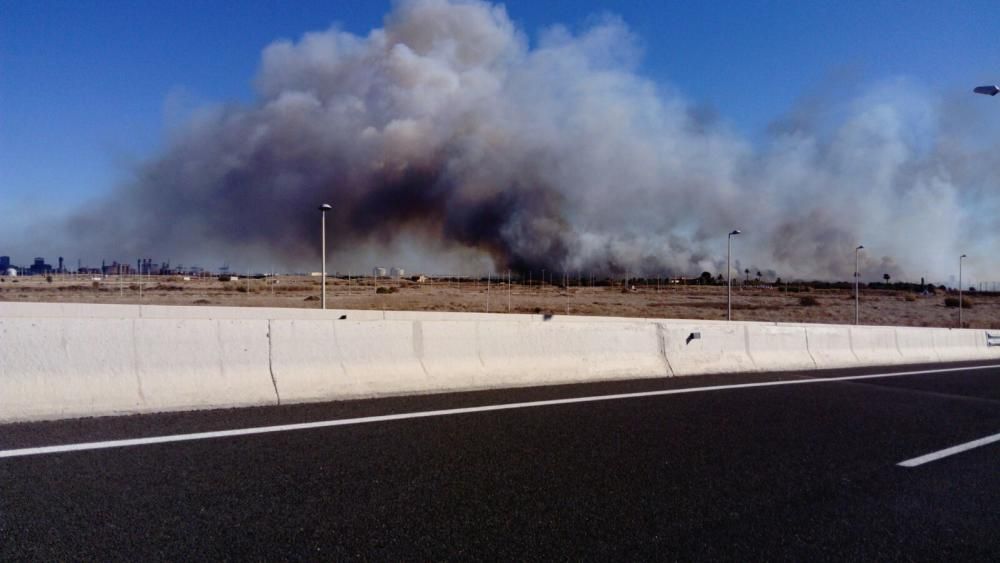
[2,0,1000,275]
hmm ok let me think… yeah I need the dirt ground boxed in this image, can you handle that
[1,274,996,329]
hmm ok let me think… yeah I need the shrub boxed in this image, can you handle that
[799,296,820,307]
[904,294,917,302]
[375,286,397,294]
[46,275,53,283]
[944,297,972,308]
[303,295,320,301]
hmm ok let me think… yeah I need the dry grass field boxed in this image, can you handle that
[1,274,997,329]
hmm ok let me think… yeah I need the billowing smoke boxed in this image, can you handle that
[57,0,1000,280]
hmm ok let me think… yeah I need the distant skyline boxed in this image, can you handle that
[3,0,1000,280]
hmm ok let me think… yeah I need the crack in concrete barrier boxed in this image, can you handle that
[266,319,281,405]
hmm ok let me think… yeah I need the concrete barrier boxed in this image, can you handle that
[133,319,276,412]
[415,320,488,388]
[805,325,858,368]
[0,318,143,421]
[475,320,668,386]
[0,317,276,422]
[5,302,1000,423]
[932,329,984,361]
[659,322,756,376]
[0,301,384,321]
[0,301,142,318]
[894,327,940,364]
[849,326,904,366]
[268,320,351,403]
[746,325,816,371]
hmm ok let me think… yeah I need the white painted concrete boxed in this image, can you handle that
[746,325,816,371]
[804,325,859,368]
[658,322,756,376]
[133,319,276,412]
[475,320,667,386]
[849,326,904,365]
[268,320,353,403]
[894,327,940,364]
[931,329,984,361]
[0,318,143,421]
[3,302,998,422]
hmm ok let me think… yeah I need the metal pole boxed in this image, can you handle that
[855,245,864,325]
[319,204,331,310]
[959,254,966,327]
[727,235,732,321]
[321,212,327,309]
[727,231,740,320]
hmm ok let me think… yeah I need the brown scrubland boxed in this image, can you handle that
[1,274,997,329]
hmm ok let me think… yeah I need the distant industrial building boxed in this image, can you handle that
[0,256,10,270]
[373,267,387,277]
[29,257,53,275]
[390,267,405,279]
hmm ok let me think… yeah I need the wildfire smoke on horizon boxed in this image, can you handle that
[49,0,1000,281]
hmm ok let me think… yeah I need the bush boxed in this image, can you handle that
[799,296,820,307]
[944,297,972,308]
[375,286,397,294]
[46,275,53,283]
[904,294,917,302]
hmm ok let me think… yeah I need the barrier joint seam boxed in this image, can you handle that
[655,323,675,377]
[266,319,281,405]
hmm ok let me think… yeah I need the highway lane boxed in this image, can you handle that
[1,361,998,560]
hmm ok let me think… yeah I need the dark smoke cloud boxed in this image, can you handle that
[49,0,1000,280]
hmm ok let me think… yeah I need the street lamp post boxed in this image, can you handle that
[855,245,864,325]
[727,230,741,321]
[959,254,967,327]
[319,203,332,310]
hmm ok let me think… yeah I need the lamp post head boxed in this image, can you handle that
[961,254,967,259]
[974,85,1000,96]
[856,245,864,251]
[729,229,741,236]
[319,203,332,212]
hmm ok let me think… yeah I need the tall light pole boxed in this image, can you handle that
[319,203,332,310]
[727,229,741,321]
[855,245,864,325]
[959,254,967,327]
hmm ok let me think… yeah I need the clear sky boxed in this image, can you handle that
[2,0,1000,277]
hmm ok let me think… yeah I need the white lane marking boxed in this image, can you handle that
[897,431,1000,468]
[2,363,998,459]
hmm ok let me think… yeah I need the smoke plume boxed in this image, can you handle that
[58,0,1000,280]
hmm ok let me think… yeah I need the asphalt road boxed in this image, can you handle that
[2,361,999,561]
